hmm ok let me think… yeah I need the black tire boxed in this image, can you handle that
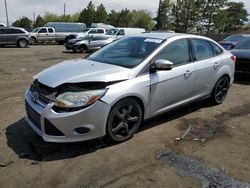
[30,37,37,45]
[17,39,28,48]
[57,41,64,45]
[76,45,87,53]
[106,98,143,143]
[210,76,230,105]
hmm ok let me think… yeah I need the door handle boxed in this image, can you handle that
[184,70,192,77]
[213,62,220,69]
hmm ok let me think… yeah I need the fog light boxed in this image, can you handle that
[75,127,90,134]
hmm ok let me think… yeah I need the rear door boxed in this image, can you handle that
[150,39,196,116]
[47,27,55,41]
[190,39,219,97]
[1,29,16,44]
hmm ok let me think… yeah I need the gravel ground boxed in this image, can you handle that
[0,45,249,188]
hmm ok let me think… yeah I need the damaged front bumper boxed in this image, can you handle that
[25,88,110,142]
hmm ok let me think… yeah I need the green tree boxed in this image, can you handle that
[156,0,172,30]
[43,12,60,23]
[201,0,228,33]
[131,10,155,30]
[95,3,108,23]
[33,15,45,27]
[172,0,203,33]
[107,10,119,26]
[12,17,32,29]
[79,1,96,27]
[117,9,132,27]
[222,2,248,32]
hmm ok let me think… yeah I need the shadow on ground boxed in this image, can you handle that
[234,73,250,85]
[5,99,213,162]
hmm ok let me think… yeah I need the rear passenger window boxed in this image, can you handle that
[48,28,54,33]
[192,39,214,61]
[155,39,190,66]
[97,29,104,34]
[210,42,223,55]
[14,29,24,34]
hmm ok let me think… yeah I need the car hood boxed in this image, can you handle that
[230,49,250,60]
[34,59,131,88]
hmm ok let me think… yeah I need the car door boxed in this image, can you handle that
[150,39,196,116]
[0,29,3,44]
[190,39,218,97]
[37,27,48,41]
[47,28,55,42]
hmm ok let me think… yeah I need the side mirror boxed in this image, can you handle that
[151,59,173,71]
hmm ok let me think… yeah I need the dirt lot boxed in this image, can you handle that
[0,45,249,188]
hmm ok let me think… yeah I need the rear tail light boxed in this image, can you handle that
[231,55,236,63]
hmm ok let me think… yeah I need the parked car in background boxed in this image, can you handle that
[25,33,235,143]
[0,23,6,27]
[65,35,113,53]
[68,28,107,40]
[0,27,29,47]
[105,27,146,39]
[219,34,250,50]
[230,37,250,74]
[30,22,86,44]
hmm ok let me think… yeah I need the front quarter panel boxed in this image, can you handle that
[101,74,151,119]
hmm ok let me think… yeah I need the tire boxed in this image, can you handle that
[17,39,28,48]
[76,45,87,53]
[106,98,143,143]
[210,76,230,105]
[30,37,37,45]
[57,41,64,45]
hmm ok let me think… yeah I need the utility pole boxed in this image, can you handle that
[4,0,9,27]
[64,3,66,17]
[33,12,36,22]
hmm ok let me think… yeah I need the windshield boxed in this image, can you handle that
[224,35,250,42]
[235,38,250,49]
[87,37,163,68]
[31,28,40,33]
[106,29,119,35]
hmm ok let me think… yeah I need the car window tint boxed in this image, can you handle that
[210,42,223,55]
[236,38,250,49]
[48,28,54,33]
[192,39,214,61]
[39,28,47,33]
[117,29,125,36]
[89,29,97,34]
[14,29,25,34]
[97,29,104,33]
[156,39,190,66]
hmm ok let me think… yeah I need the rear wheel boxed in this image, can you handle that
[76,45,87,53]
[17,39,28,48]
[210,76,230,105]
[106,98,143,143]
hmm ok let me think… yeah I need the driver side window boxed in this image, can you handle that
[155,39,191,66]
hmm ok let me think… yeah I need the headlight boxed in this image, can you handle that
[54,89,107,108]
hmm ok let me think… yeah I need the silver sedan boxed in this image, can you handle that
[25,33,235,143]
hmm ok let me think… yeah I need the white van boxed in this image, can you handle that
[0,23,6,27]
[105,27,146,39]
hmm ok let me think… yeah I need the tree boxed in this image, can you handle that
[79,1,96,27]
[95,3,108,23]
[12,17,32,29]
[117,9,132,27]
[107,10,119,26]
[200,0,228,33]
[131,10,155,30]
[172,0,203,33]
[156,0,172,30]
[43,12,60,23]
[33,15,45,27]
[220,2,249,32]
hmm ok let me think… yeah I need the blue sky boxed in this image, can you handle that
[0,0,249,24]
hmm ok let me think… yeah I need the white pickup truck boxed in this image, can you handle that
[29,22,86,44]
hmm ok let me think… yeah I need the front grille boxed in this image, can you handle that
[30,81,56,105]
[25,101,41,130]
[44,119,65,136]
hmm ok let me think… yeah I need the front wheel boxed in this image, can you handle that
[17,39,28,48]
[210,76,230,105]
[106,98,143,143]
